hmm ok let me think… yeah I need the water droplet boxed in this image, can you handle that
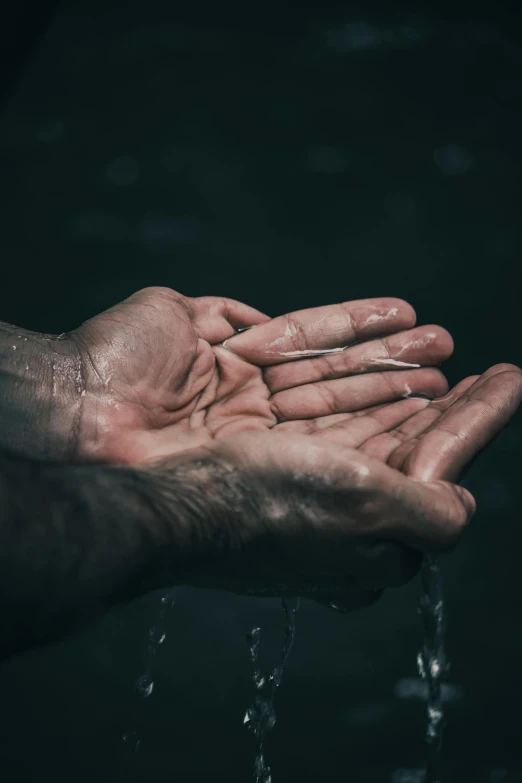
[136,673,154,698]
[160,591,175,609]
[328,600,351,613]
[122,731,141,753]
[149,626,166,645]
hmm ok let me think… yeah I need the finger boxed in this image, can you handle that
[358,375,480,463]
[191,296,270,344]
[320,447,475,552]
[270,367,448,421]
[310,442,475,553]
[320,447,474,553]
[250,432,474,552]
[394,365,522,482]
[265,325,453,393]
[273,397,430,446]
[221,298,416,366]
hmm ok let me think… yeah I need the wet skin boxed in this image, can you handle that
[0,287,521,606]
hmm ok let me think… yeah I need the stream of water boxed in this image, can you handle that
[124,558,447,783]
[417,556,447,783]
[122,587,177,753]
[244,597,300,783]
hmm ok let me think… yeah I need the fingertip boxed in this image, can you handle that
[404,478,475,553]
[414,366,450,398]
[425,325,454,360]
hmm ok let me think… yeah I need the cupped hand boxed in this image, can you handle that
[171,430,475,607]
[69,287,453,463]
[200,364,520,606]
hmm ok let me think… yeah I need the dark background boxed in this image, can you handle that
[0,1,520,781]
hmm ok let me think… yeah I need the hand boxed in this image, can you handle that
[263,363,522,607]
[0,427,474,656]
[64,287,453,463]
[163,430,475,607]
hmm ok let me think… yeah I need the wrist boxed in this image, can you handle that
[0,447,238,656]
[0,323,84,461]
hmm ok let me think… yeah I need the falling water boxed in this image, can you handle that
[417,556,447,783]
[122,560,448,779]
[122,587,177,752]
[244,597,300,783]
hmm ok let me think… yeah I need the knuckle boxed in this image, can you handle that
[339,301,359,340]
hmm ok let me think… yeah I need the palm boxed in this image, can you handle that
[70,287,269,462]
[70,287,455,464]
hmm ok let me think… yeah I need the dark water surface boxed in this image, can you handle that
[0,2,521,781]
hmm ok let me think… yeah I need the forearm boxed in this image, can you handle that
[0,322,82,461]
[0,448,232,659]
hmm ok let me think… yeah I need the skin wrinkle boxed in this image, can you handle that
[339,300,360,342]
